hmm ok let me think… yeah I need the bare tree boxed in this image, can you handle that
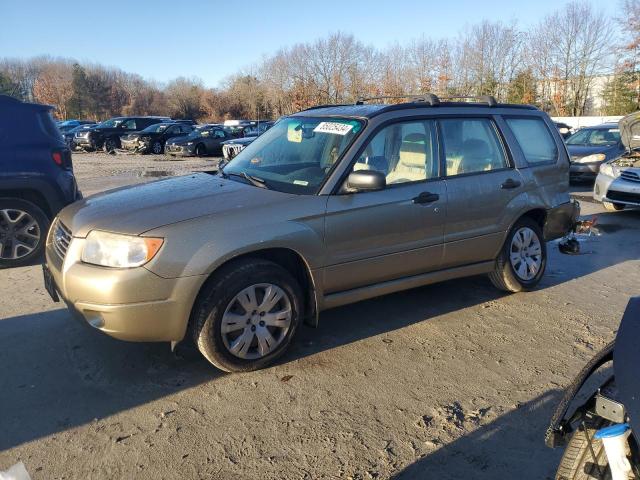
[32,62,73,118]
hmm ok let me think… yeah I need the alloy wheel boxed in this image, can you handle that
[509,226,542,281]
[0,209,41,260]
[152,142,162,154]
[221,283,292,360]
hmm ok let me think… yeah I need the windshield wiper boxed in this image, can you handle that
[224,171,269,189]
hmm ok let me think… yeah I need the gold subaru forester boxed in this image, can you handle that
[44,97,578,372]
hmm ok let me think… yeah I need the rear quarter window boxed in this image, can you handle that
[505,117,558,165]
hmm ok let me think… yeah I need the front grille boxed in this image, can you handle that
[51,219,72,260]
[607,190,640,204]
[620,170,640,183]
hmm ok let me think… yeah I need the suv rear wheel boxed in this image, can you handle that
[192,258,302,372]
[489,217,547,292]
[0,198,50,268]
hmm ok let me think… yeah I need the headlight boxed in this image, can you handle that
[599,162,619,178]
[573,153,606,163]
[186,142,193,146]
[81,231,163,268]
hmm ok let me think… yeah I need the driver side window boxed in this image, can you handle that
[352,120,438,185]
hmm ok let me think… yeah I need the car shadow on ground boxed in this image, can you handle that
[1,209,637,452]
[390,389,564,480]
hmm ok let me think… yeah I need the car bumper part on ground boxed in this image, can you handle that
[544,200,580,240]
[569,162,601,180]
[44,222,205,342]
[166,144,195,156]
[594,172,640,207]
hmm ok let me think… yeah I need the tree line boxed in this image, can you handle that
[1,0,639,121]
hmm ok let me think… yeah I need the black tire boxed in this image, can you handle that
[151,141,163,155]
[0,198,50,269]
[195,143,207,157]
[103,137,118,153]
[191,258,302,372]
[489,217,547,292]
[555,420,612,480]
[603,201,625,212]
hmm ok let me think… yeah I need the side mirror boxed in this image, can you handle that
[346,170,386,192]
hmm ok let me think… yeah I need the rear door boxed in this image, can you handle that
[438,117,524,268]
[323,119,446,293]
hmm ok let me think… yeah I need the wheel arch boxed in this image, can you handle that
[0,188,54,218]
[187,247,319,339]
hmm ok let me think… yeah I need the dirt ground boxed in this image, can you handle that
[1,153,639,479]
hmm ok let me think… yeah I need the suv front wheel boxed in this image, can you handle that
[0,198,50,268]
[192,258,302,372]
[489,217,547,292]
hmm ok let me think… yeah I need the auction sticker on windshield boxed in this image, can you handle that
[314,122,354,135]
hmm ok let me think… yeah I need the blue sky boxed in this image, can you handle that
[0,0,614,87]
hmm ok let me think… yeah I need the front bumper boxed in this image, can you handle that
[165,144,195,156]
[594,172,640,206]
[45,225,205,342]
[569,162,601,179]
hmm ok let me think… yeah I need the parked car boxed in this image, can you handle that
[120,122,194,154]
[74,116,170,152]
[171,119,198,126]
[221,122,274,160]
[44,95,578,372]
[593,112,640,211]
[554,121,573,139]
[165,125,229,157]
[0,95,80,268]
[62,123,97,149]
[57,119,95,133]
[565,123,625,182]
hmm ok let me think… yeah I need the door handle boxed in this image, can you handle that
[413,192,440,204]
[501,178,521,189]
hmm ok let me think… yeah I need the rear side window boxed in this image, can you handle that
[439,118,508,176]
[505,117,557,165]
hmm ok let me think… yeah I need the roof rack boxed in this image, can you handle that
[439,95,498,107]
[356,94,440,106]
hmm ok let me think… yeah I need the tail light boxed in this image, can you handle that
[52,148,72,170]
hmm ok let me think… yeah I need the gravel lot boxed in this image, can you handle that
[1,153,639,479]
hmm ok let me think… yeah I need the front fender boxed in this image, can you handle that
[545,341,615,448]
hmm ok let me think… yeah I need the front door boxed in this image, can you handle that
[323,119,446,294]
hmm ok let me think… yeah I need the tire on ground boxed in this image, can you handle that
[191,258,302,373]
[0,198,50,269]
[489,216,547,293]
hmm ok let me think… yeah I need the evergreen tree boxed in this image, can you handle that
[602,71,639,115]
[67,63,89,118]
[506,70,537,105]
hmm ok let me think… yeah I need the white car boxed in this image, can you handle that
[594,113,640,211]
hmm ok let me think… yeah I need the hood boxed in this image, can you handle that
[223,136,257,146]
[619,112,640,150]
[567,144,617,158]
[121,133,140,141]
[59,172,296,237]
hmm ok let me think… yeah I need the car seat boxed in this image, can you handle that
[386,133,428,183]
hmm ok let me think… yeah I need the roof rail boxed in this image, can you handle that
[439,95,498,107]
[356,94,440,106]
[301,103,354,112]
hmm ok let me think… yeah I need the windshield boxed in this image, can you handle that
[566,127,620,146]
[97,118,124,129]
[222,116,364,194]
[141,123,171,133]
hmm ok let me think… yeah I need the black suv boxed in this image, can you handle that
[0,95,80,267]
[74,116,169,152]
[120,122,194,154]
